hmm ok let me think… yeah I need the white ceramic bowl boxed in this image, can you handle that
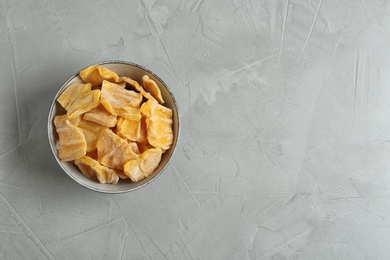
[47,61,180,193]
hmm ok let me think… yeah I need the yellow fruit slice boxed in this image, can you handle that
[139,148,162,175]
[57,82,91,109]
[139,99,152,117]
[123,148,162,182]
[79,65,119,88]
[54,117,86,161]
[83,104,117,127]
[120,107,141,121]
[141,75,164,104]
[66,89,101,119]
[57,82,101,119]
[146,116,173,150]
[78,119,108,152]
[116,117,141,142]
[53,114,80,128]
[120,76,158,103]
[100,80,143,118]
[140,100,173,150]
[140,99,172,118]
[96,129,139,170]
[123,158,144,182]
[75,156,119,184]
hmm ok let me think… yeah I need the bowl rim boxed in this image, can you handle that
[47,60,180,194]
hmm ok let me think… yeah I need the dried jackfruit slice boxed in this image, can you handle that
[123,158,144,182]
[100,97,116,116]
[146,116,173,150]
[54,117,86,161]
[75,156,119,184]
[139,148,162,175]
[78,119,108,152]
[53,114,80,129]
[96,129,139,170]
[66,89,101,119]
[120,76,158,103]
[57,82,92,109]
[123,148,162,182]
[57,81,101,119]
[120,107,141,121]
[83,104,117,127]
[101,80,143,108]
[140,99,172,118]
[79,65,119,88]
[140,99,173,150]
[142,75,164,104]
[116,117,141,142]
[100,80,143,118]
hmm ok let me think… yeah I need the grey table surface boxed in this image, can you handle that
[1,0,390,259]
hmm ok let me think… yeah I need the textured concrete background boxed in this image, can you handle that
[1,0,390,259]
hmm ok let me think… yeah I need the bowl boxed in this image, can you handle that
[47,61,180,193]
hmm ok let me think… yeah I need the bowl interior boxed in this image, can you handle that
[47,61,179,193]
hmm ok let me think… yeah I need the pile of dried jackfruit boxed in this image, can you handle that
[54,65,173,184]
